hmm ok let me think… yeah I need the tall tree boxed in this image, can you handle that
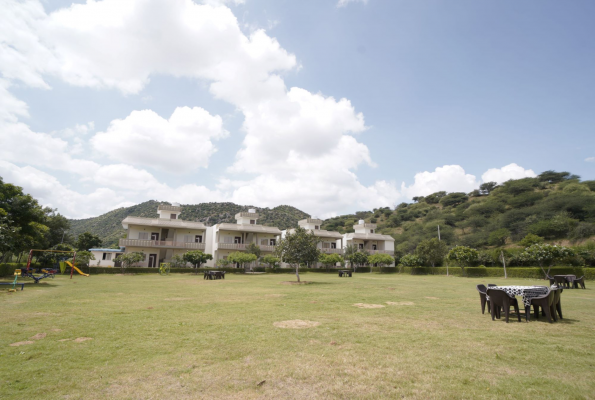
[447,246,479,273]
[415,238,448,267]
[76,232,103,251]
[275,226,320,282]
[182,250,213,273]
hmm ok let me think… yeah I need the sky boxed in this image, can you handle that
[0,0,593,219]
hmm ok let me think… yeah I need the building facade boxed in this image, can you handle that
[119,204,210,267]
[343,220,395,262]
[89,248,124,267]
[282,218,344,267]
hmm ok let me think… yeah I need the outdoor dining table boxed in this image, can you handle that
[554,275,576,288]
[338,270,352,277]
[486,285,550,316]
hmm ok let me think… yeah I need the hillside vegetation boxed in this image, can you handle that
[323,171,595,258]
[69,201,309,246]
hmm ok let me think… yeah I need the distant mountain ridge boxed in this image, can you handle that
[69,201,310,246]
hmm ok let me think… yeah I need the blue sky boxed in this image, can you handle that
[0,0,593,219]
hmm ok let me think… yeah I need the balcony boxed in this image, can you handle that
[321,248,344,254]
[158,204,182,212]
[235,211,259,219]
[218,243,276,252]
[120,239,206,250]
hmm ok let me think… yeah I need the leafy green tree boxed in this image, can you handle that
[245,243,262,259]
[227,252,258,270]
[76,232,103,251]
[170,254,187,268]
[488,228,510,246]
[439,193,468,207]
[425,191,447,204]
[414,238,448,267]
[519,234,544,247]
[262,254,280,269]
[274,226,320,282]
[217,258,231,267]
[399,254,422,267]
[319,253,343,268]
[479,182,498,195]
[528,213,578,239]
[367,253,394,267]
[119,252,144,273]
[349,251,369,271]
[447,246,479,272]
[74,251,95,267]
[538,170,571,184]
[182,250,213,272]
[521,244,575,278]
[37,243,75,266]
[44,209,72,247]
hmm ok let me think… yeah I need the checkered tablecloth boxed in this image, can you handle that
[486,286,550,307]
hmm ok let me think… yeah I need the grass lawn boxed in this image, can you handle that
[1,272,593,399]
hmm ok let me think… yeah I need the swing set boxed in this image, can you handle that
[18,249,88,283]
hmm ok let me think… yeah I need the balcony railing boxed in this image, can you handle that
[158,204,182,212]
[218,243,276,252]
[365,249,394,255]
[120,239,205,250]
[321,248,344,254]
[235,212,259,219]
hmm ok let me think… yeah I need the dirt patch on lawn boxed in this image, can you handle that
[30,333,46,340]
[10,341,34,347]
[58,339,71,342]
[273,320,321,329]
[264,294,286,298]
[386,301,415,306]
[425,297,440,300]
[279,281,314,285]
[51,328,62,332]
[353,303,385,309]
[164,298,193,301]
[74,337,93,343]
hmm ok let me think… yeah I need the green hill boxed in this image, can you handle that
[69,201,310,246]
[322,171,595,256]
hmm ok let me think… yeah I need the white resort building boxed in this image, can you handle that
[89,248,124,267]
[343,220,395,257]
[119,204,209,268]
[282,218,344,267]
[206,209,281,267]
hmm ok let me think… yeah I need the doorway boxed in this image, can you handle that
[148,254,157,268]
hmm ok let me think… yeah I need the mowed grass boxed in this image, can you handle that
[0,273,594,399]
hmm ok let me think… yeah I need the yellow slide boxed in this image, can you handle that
[66,261,89,277]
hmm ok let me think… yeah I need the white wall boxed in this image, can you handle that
[90,251,121,267]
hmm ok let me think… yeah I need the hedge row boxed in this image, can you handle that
[400,266,594,279]
[0,263,42,277]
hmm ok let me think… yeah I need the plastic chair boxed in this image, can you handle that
[552,288,563,320]
[476,284,490,314]
[546,275,555,286]
[486,289,521,323]
[529,289,553,323]
[554,276,569,288]
[573,276,585,289]
[487,284,497,287]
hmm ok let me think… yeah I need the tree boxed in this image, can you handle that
[521,244,575,279]
[275,226,320,282]
[245,243,262,259]
[538,170,572,184]
[170,254,187,268]
[319,253,343,268]
[447,246,479,272]
[519,233,544,247]
[182,250,213,273]
[349,252,369,271]
[227,251,258,270]
[37,243,75,266]
[262,254,280,269]
[439,193,468,207]
[399,254,422,267]
[479,181,498,195]
[118,252,144,273]
[73,251,95,267]
[414,238,448,267]
[44,209,73,247]
[488,228,510,246]
[425,191,447,204]
[367,253,394,268]
[76,232,103,251]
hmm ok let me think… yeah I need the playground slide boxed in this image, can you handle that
[66,261,89,277]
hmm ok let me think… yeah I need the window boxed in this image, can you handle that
[270,239,276,246]
[234,237,242,244]
[358,243,364,249]
[372,244,377,250]
[370,229,374,234]
[102,253,112,260]
[322,242,330,248]
[184,235,193,243]
[315,225,320,230]
[151,232,159,241]
[331,243,336,249]
[223,236,233,244]
[250,220,256,224]
[138,232,149,240]
[195,235,202,243]
[171,214,177,219]
[260,239,268,246]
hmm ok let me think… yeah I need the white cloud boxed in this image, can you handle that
[0,161,127,218]
[0,79,29,122]
[337,0,369,8]
[91,107,228,172]
[481,163,536,184]
[585,157,595,163]
[52,121,95,138]
[401,165,479,198]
